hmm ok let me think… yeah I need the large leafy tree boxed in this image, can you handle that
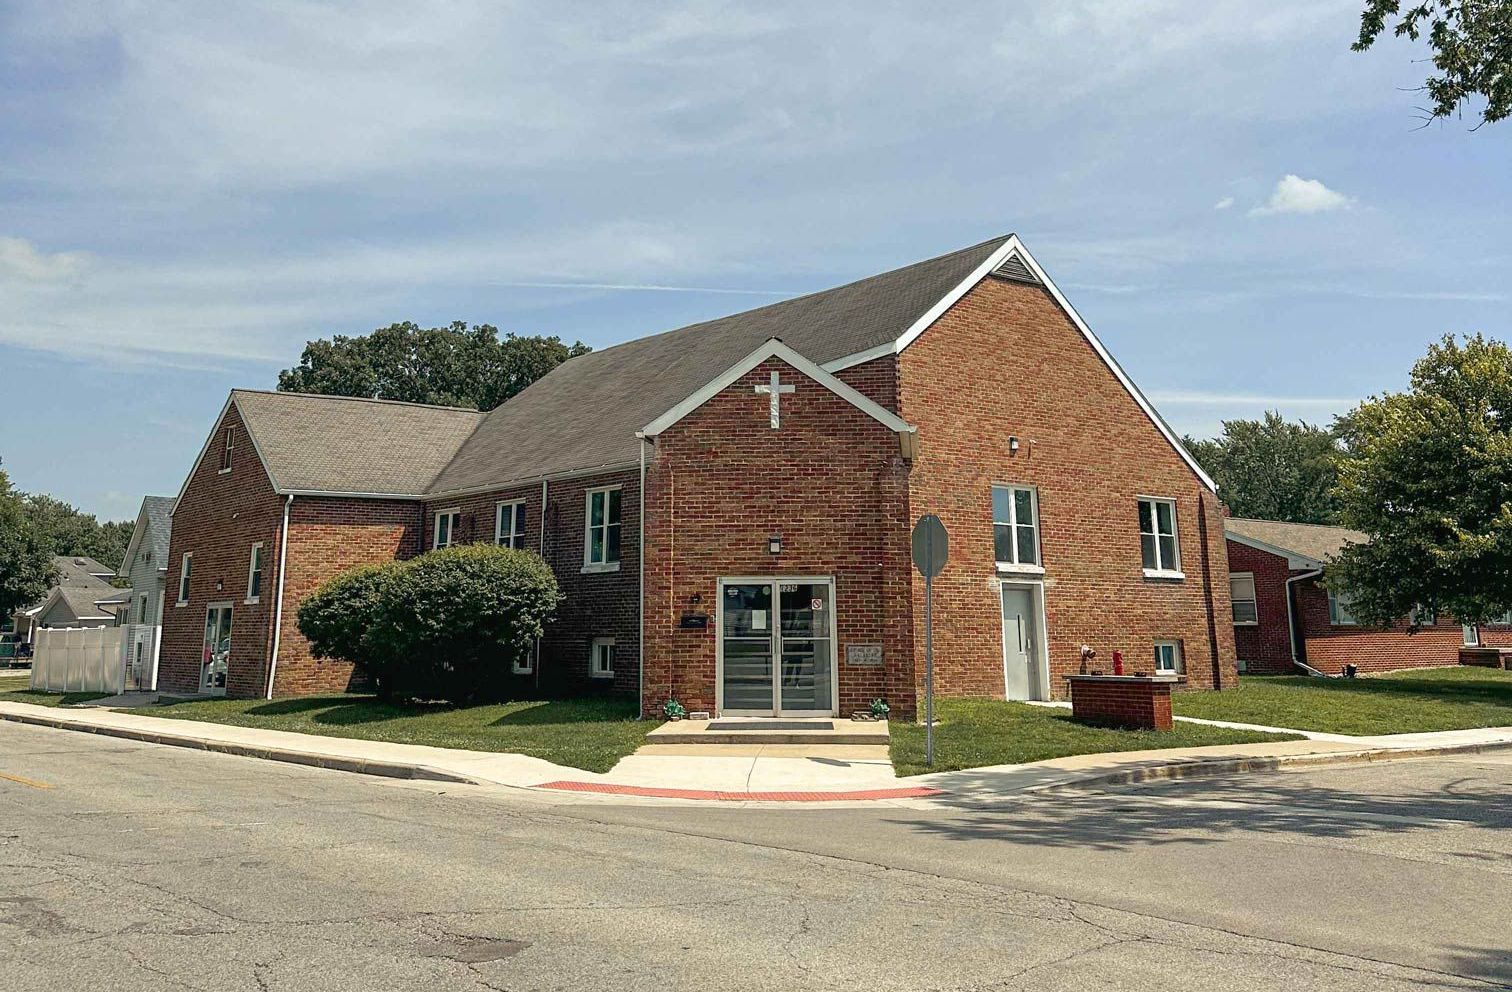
[0,466,53,621]
[277,321,590,411]
[21,494,133,569]
[1354,0,1512,126]
[1184,413,1344,524]
[1331,334,1512,626]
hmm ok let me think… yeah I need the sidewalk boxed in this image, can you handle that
[3,698,1509,806]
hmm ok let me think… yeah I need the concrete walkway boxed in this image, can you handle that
[2,698,1510,806]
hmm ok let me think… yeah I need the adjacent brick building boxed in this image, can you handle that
[1224,517,1470,675]
[163,234,1239,714]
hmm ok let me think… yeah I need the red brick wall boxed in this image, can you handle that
[835,356,900,413]
[160,403,284,698]
[642,357,915,718]
[421,470,642,696]
[895,275,1238,700]
[1296,580,1466,674]
[1226,540,1297,673]
[271,498,423,697]
[1068,677,1175,730]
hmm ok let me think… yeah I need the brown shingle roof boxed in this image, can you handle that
[1224,517,1367,564]
[231,390,486,496]
[427,235,1011,495]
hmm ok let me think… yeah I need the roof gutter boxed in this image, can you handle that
[1285,568,1326,677]
[266,494,293,700]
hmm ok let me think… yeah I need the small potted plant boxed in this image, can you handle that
[663,698,687,721]
[870,698,890,721]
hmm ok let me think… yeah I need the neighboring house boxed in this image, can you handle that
[114,495,177,689]
[163,234,1237,712]
[1225,517,1470,675]
[10,555,120,642]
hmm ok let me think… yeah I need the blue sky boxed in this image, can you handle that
[2,1,1508,521]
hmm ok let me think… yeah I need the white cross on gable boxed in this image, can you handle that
[753,370,796,429]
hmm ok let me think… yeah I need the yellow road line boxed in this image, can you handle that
[0,771,53,790]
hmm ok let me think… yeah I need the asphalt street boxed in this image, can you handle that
[1,719,1507,991]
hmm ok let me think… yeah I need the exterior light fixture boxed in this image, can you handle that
[1008,436,1021,453]
[768,534,783,555]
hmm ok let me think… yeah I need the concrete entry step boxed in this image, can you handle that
[647,717,890,745]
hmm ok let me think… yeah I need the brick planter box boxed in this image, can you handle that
[1459,647,1512,670]
[1066,674,1185,731]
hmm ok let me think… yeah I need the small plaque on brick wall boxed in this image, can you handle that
[679,612,709,630]
[846,643,883,667]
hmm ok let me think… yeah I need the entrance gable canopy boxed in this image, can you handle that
[639,339,917,453]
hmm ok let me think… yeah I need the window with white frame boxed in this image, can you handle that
[177,553,192,605]
[513,640,536,675]
[590,636,616,679]
[584,487,622,569]
[434,508,460,549]
[245,543,264,603]
[1327,590,1358,626]
[495,500,527,549]
[218,427,234,473]
[1411,604,1436,626]
[1154,639,1184,674]
[991,485,1040,568]
[1138,497,1181,574]
[1230,572,1257,625]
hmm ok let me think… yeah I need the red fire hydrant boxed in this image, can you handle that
[1112,649,1124,676]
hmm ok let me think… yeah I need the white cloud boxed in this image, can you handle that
[0,236,90,282]
[1214,196,1235,210]
[1249,175,1355,216]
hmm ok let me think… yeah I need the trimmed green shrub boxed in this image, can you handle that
[296,545,561,703]
[296,561,401,691]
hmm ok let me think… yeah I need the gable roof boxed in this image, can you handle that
[430,233,1214,497]
[640,339,915,440]
[119,496,176,577]
[51,556,116,589]
[177,391,487,503]
[1224,517,1367,567]
[35,585,116,623]
[426,236,1009,496]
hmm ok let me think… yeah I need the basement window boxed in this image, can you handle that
[591,637,616,679]
[1154,640,1184,675]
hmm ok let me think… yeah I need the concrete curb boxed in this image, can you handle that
[0,708,481,786]
[1019,739,1512,796]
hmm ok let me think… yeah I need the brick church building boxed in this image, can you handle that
[161,235,1238,716]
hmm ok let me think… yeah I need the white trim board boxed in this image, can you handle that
[820,235,1218,493]
[1223,530,1326,570]
[641,338,916,439]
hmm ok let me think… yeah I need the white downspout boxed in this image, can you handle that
[266,494,293,699]
[637,433,647,720]
[536,478,547,690]
[1285,567,1326,677]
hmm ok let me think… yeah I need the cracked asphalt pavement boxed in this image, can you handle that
[1,720,1508,991]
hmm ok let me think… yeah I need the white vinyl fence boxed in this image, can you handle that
[29,625,128,694]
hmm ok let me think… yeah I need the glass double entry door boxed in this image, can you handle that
[201,603,232,696]
[718,578,836,716]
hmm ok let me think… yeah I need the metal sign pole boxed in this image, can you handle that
[910,513,947,771]
[925,569,934,768]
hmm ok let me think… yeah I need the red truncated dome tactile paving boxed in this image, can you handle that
[536,781,944,802]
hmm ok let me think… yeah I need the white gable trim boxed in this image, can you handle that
[171,393,284,511]
[117,503,151,578]
[641,338,915,438]
[1223,530,1327,570]
[822,235,1218,493]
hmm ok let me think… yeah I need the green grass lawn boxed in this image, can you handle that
[147,694,656,773]
[1172,667,1512,736]
[889,698,1301,776]
[0,685,113,707]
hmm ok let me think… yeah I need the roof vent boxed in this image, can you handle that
[990,252,1040,285]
